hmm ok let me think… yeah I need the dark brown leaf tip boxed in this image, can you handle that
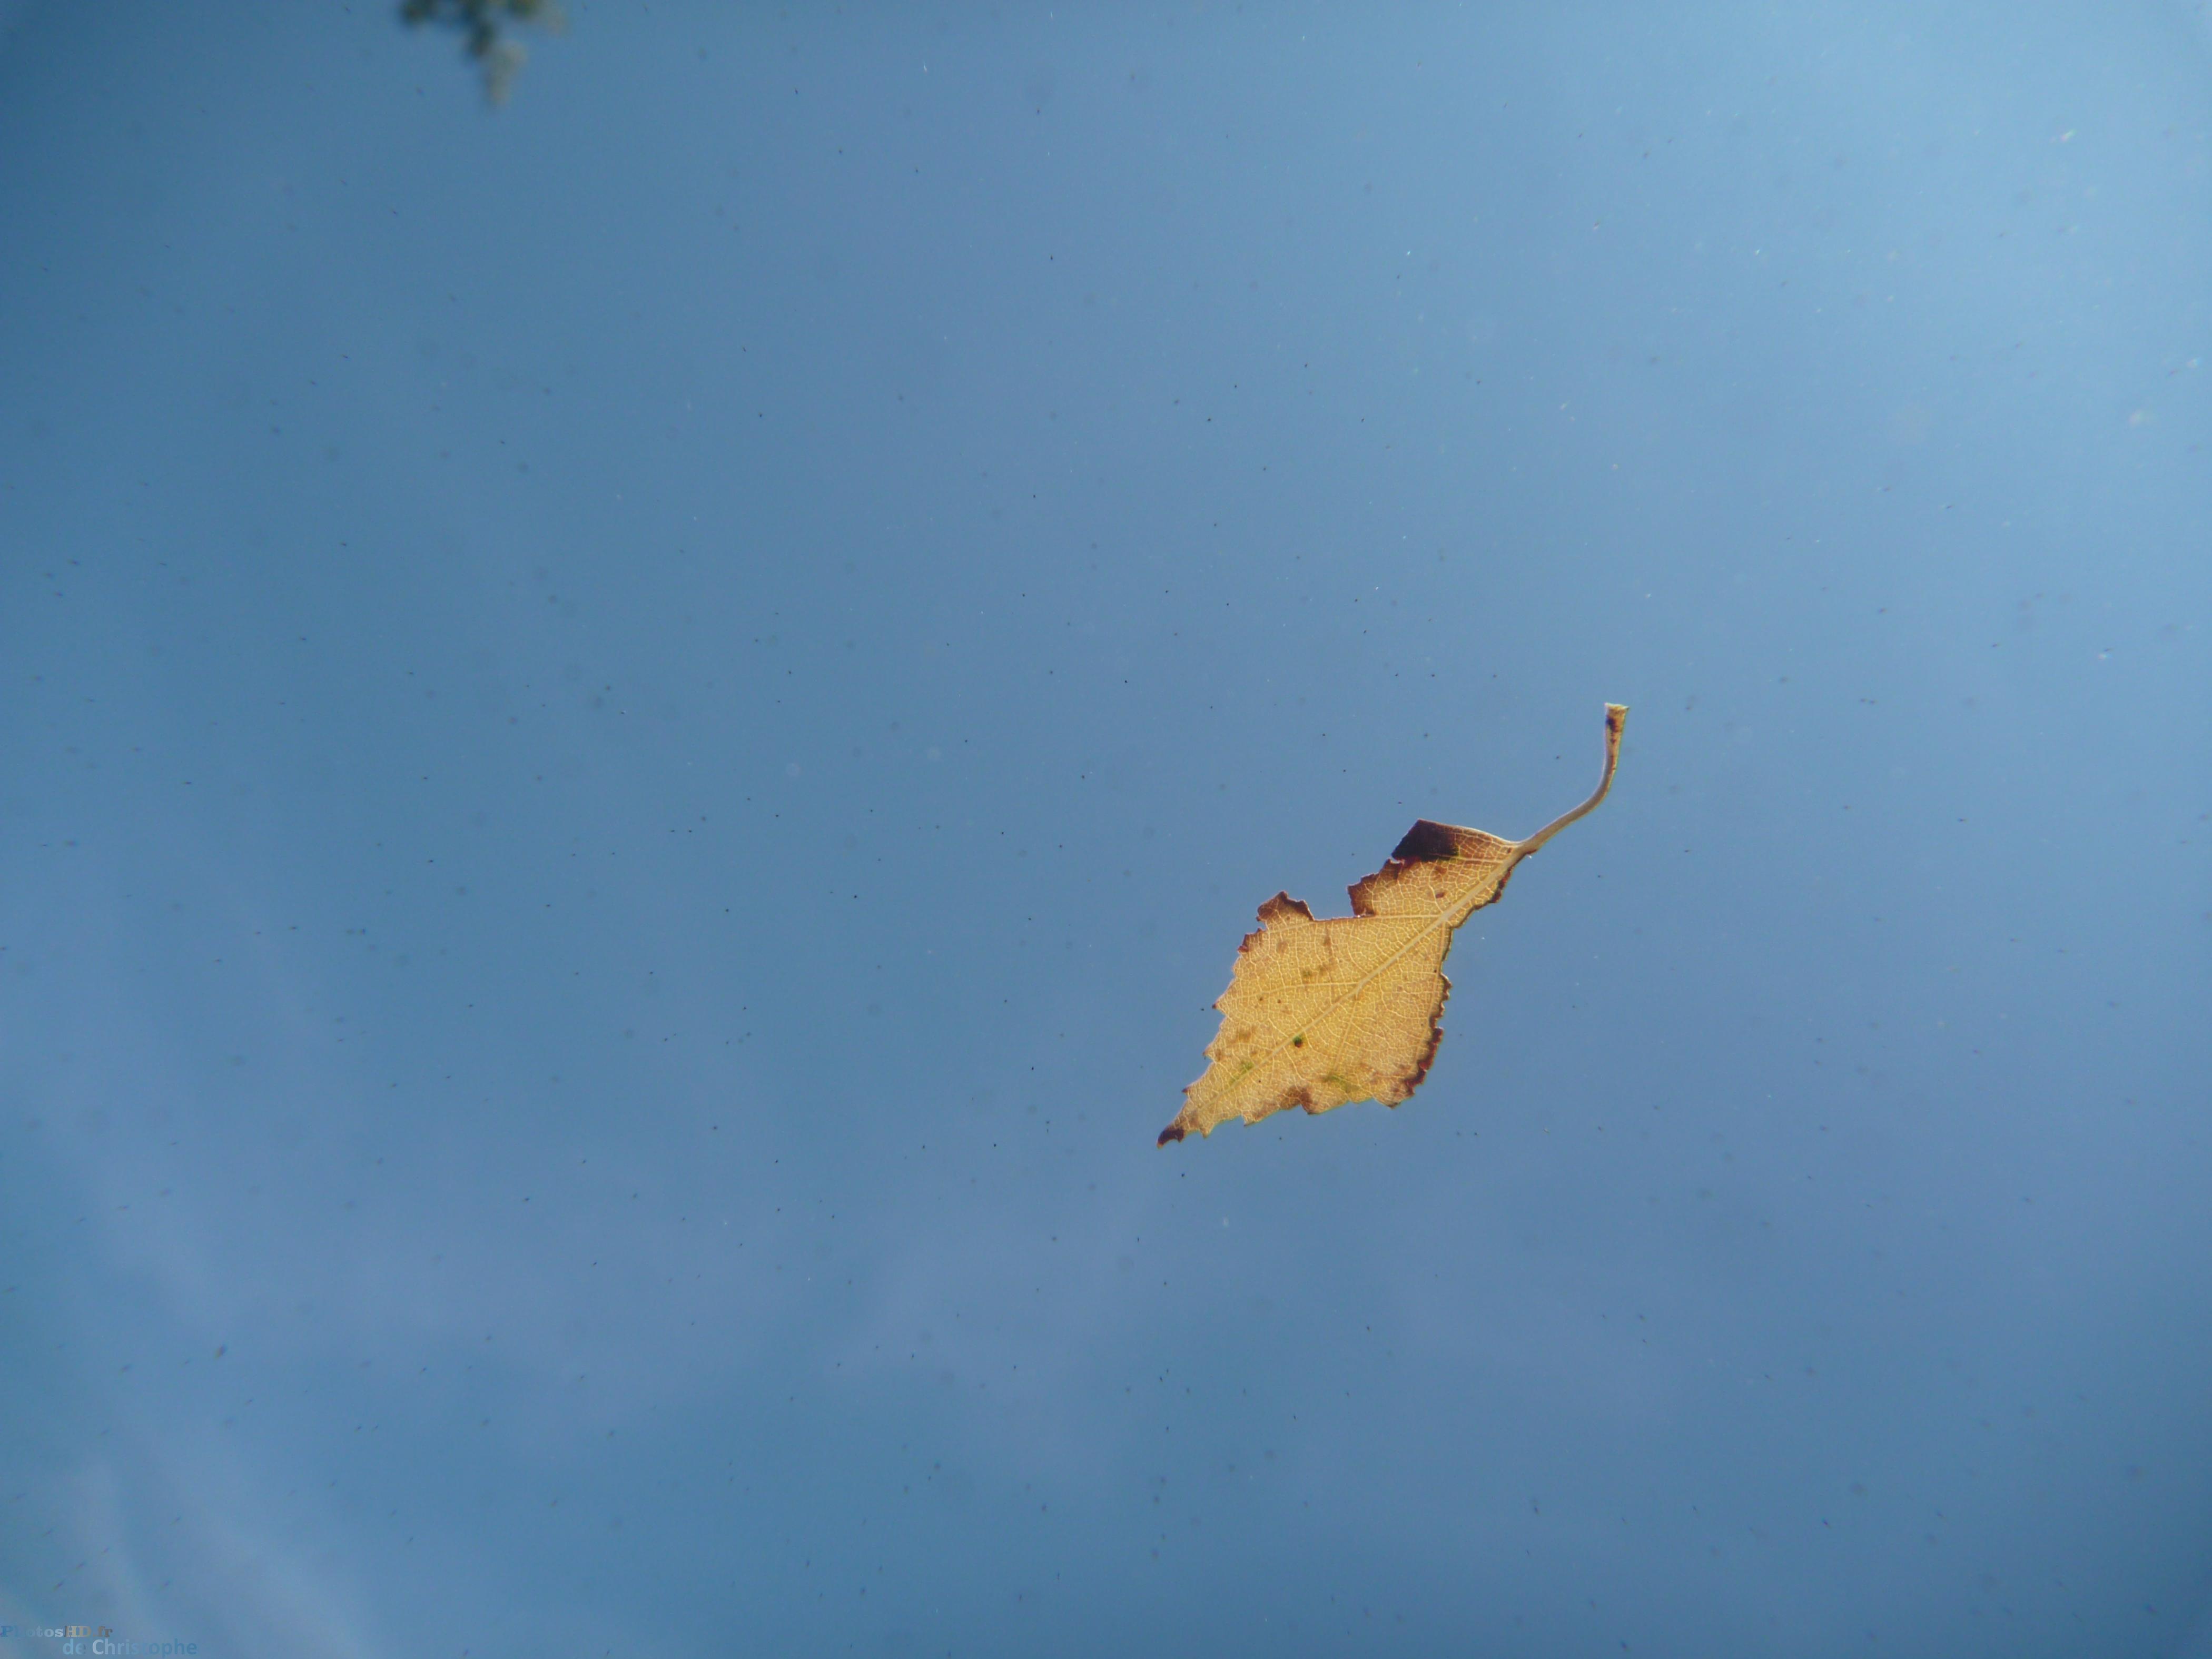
[1390,819,1467,864]
[1256,892,1315,926]
[1157,1124,1186,1146]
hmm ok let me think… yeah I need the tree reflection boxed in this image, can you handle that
[400,0,565,105]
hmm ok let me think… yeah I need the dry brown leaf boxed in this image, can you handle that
[1159,703,1627,1146]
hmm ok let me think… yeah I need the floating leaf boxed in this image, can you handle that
[1159,703,1627,1146]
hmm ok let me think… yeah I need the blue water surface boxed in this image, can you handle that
[3,4,2208,1654]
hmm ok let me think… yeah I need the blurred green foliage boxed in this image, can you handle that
[400,0,565,105]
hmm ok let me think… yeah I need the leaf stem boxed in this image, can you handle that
[1515,703,1627,855]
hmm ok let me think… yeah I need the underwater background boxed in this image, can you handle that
[2,3,2208,1654]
